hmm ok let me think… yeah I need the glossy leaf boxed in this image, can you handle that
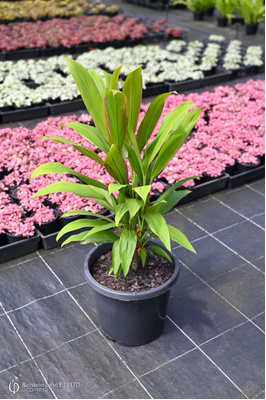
[56,218,107,241]
[125,198,143,220]
[82,222,117,239]
[104,90,128,149]
[81,230,119,244]
[123,66,142,132]
[153,176,198,205]
[142,212,171,252]
[140,248,146,267]
[104,144,128,184]
[156,190,191,214]
[168,225,196,253]
[103,70,111,88]
[108,183,128,196]
[110,65,122,90]
[30,162,107,189]
[115,203,128,226]
[61,122,110,154]
[112,239,121,276]
[137,92,172,152]
[60,209,113,222]
[133,185,151,203]
[43,136,104,165]
[65,58,108,141]
[119,229,137,276]
[148,245,172,262]
[60,231,89,246]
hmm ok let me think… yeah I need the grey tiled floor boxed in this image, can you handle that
[0,179,264,399]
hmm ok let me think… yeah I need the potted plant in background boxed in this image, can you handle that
[30,61,201,346]
[170,0,211,20]
[236,0,265,34]
[215,0,237,26]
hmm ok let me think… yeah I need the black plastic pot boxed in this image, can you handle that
[84,240,180,346]
[193,11,204,21]
[217,16,228,27]
[34,210,59,236]
[245,22,258,35]
[236,158,261,173]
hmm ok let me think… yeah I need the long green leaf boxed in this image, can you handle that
[125,198,143,220]
[56,218,107,240]
[103,70,111,88]
[140,248,146,267]
[30,162,107,189]
[60,231,89,246]
[64,58,108,141]
[103,90,128,149]
[125,124,144,184]
[153,176,198,205]
[137,92,172,152]
[115,203,128,226]
[148,245,172,262]
[60,209,113,222]
[108,183,128,196]
[133,185,151,203]
[104,144,129,184]
[142,212,171,252]
[110,65,122,90]
[82,222,117,240]
[42,136,104,165]
[123,66,142,132]
[156,190,191,214]
[152,108,201,179]
[61,122,110,154]
[81,230,119,244]
[112,239,121,276]
[119,230,137,276]
[168,225,196,253]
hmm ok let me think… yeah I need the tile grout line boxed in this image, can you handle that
[0,302,58,399]
[174,208,265,275]
[36,251,154,400]
[210,195,265,231]
[178,259,265,334]
[166,315,249,399]
[245,183,265,197]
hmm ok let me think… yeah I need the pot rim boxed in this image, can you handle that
[84,239,180,301]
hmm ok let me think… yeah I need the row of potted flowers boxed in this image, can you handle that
[0,38,263,109]
[0,0,120,22]
[0,15,180,52]
[0,79,264,241]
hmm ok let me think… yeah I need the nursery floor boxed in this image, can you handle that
[0,178,264,399]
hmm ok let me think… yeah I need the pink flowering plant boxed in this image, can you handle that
[31,62,200,276]
[0,203,35,237]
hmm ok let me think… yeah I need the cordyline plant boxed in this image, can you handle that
[31,60,201,277]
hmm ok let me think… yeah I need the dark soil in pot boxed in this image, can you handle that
[91,249,174,292]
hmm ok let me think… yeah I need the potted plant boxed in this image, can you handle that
[30,61,200,346]
[215,0,237,26]
[236,0,265,34]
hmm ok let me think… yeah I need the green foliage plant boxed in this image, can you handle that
[31,61,201,277]
[215,0,238,19]
[171,0,214,11]
[236,0,265,24]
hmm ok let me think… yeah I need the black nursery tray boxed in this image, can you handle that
[177,173,230,205]
[166,79,201,93]
[227,165,265,189]
[201,69,232,87]
[5,47,40,60]
[48,98,86,115]
[143,82,169,97]
[0,103,49,123]
[0,233,40,264]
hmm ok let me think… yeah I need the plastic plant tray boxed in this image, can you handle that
[0,233,40,264]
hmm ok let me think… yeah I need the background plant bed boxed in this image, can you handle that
[200,69,233,87]
[0,232,39,264]
[48,98,86,115]
[143,82,169,97]
[0,103,49,123]
[6,47,40,60]
[167,78,201,92]
[227,164,265,189]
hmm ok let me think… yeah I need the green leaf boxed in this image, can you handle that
[82,222,117,240]
[125,198,143,220]
[60,209,113,222]
[112,239,121,276]
[148,245,172,262]
[30,162,107,189]
[119,230,137,276]
[140,248,146,267]
[142,212,171,252]
[110,65,122,90]
[104,144,129,184]
[64,58,108,142]
[61,122,110,154]
[151,108,201,179]
[168,225,196,253]
[60,231,89,246]
[133,185,151,203]
[125,124,144,184]
[144,101,194,169]
[31,181,115,211]
[81,230,119,244]
[115,203,128,226]
[42,136,104,165]
[137,92,172,152]
[153,176,198,205]
[108,183,128,196]
[104,90,128,149]
[156,190,191,214]
[123,66,142,132]
[56,218,107,241]
[103,70,111,88]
